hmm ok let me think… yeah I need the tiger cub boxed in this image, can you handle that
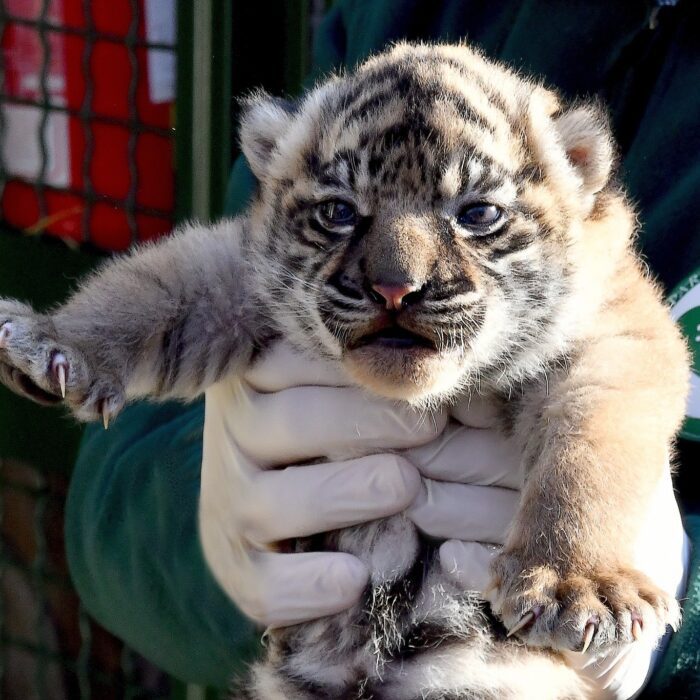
[0,43,689,699]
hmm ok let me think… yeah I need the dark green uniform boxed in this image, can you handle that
[62,1,700,695]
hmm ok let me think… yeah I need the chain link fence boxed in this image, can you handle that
[0,0,177,250]
[0,1,178,697]
[1,458,172,699]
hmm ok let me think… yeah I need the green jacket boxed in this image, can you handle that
[65,0,700,695]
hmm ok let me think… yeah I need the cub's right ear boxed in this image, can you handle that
[239,91,295,180]
[554,104,615,201]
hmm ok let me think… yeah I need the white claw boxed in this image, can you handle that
[631,619,643,642]
[52,353,68,398]
[102,406,110,430]
[581,622,596,654]
[56,364,66,398]
[0,323,11,348]
[507,610,537,638]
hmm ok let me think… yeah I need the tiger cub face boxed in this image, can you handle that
[240,43,618,405]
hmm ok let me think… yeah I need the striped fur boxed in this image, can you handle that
[0,43,689,698]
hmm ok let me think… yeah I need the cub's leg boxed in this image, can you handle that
[0,220,257,422]
[490,276,689,655]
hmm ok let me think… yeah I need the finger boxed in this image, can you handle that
[237,551,369,628]
[439,540,500,594]
[632,468,689,597]
[561,640,656,698]
[221,380,447,466]
[243,342,350,392]
[403,423,523,488]
[450,394,502,428]
[407,479,519,544]
[241,455,421,544]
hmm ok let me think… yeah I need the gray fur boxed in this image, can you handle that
[0,220,259,420]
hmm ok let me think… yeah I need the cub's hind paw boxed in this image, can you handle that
[0,302,125,423]
[490,555,680,655]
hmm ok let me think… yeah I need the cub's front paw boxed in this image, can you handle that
[489,553,680,654]
[0,300,124,424]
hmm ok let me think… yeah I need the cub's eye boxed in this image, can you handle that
[317,200,358,229]
[457,203,503,231]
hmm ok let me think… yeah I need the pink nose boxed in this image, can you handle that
[371,284,419,311]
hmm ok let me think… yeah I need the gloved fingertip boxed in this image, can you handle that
[406,478,428,512]
[369,456,421,511]
[395,456,423,504]
[438,539,463,574]
[325,554,370,601]
[406,406,449,440]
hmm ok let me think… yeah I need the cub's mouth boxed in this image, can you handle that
[342,321,456,402]
[348,325,437,351]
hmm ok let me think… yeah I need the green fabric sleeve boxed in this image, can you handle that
[64,0,700,691]
[65,401,259,688]
[646,515,700,699]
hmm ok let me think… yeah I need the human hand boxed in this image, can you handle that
[410,397,689,700]
[198,343,448,628]
[404,397,523,592]
[199,343,688,698]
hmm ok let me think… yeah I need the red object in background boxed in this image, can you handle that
[1,0,176,251]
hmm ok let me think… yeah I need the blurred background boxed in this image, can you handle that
[0,1,326,697]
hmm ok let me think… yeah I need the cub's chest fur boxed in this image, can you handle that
[0,42,689,700]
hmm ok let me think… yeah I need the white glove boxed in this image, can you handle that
[198,343,448,627]
[404,396,524,593]
[199,343,688,699]
[415,397,690,700]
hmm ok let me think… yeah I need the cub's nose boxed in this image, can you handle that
[370,283,422,311]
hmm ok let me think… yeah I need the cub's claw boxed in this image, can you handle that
[51,353,68,398]
[506,607,542,638]
[581,620,597,654]
[58,365,66,398]
[102,403,111,430]
[97,395,125,430]
[0,307,126,423]
[491,556,680,653]
[632,617,643,641]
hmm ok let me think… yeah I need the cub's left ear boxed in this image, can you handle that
[554,105,615,199]
[239,91,295,180]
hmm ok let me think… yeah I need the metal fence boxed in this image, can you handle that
[0,0,177,250]
[0,0,181,694]
[0,1,319,698]
[1,459,172,700]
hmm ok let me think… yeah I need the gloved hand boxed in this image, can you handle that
[404,396,524,594]
[198,343,448,627]
[199,343,689,699]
